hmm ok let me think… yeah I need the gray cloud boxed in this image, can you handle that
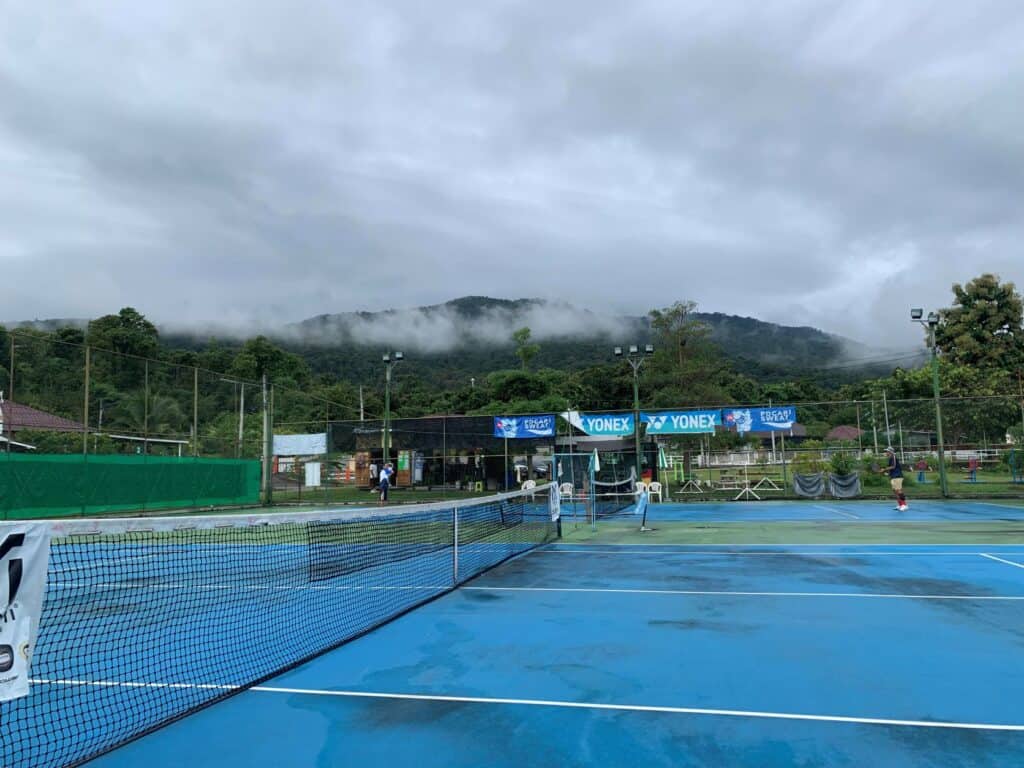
[1,1,1022,346]
[265,300,639,353]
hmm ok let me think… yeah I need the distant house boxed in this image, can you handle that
[825,425,864,442]
[0,395,85,450]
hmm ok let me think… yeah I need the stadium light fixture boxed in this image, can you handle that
[644,344,654,355]
[927,312,939,326]
[910,308,923,320]
[629,344,639,354]
[614,346,623,357]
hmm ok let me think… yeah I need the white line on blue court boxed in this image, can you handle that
[538,549,1020,556]
[461,586,1024,600]
[32,679,1024,732]
[980,553,1024,570]
[813,505,860,519]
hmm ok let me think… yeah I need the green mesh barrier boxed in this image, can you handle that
[0,454,261,519]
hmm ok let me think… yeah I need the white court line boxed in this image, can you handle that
[971,502,1024,512]
[31,679,1024,732]
[813,505,860,520]
[50,583,448,592]
[461,586,1024,601]
[537,549,1016,557]
[981,553,1024,570]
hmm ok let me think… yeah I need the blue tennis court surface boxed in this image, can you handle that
[581,498,1024,522]
[88,540,1024,767]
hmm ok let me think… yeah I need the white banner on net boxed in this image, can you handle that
[273,433,327,456]
[0,522,51,702]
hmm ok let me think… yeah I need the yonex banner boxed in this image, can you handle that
[575,413,635,436]
[0,522,50,702]
[493,415,556,439]
[641,410,721,435]
[723,406,798,434]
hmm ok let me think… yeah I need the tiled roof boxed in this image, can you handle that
[0,401,85,434]
[825,425,864,441]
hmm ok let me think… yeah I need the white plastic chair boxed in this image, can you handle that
[521,479,537,491]
[559,482,574,500]
[635,481,648,497]
[647,481,663,503]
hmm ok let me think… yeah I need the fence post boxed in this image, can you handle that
[192,366,199,458]
[453,506,459,584]
[266,374,274,505]
[82,346,91,456]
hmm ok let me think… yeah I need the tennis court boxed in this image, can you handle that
[7,492,1024,767]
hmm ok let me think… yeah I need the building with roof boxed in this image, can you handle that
[0,394,86,450]
[825,425,864,442]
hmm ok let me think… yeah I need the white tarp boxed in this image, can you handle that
[273,433,327,456]
[1,522,51,701]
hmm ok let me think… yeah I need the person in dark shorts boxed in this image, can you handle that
[378,462,393,505]
[880,447,907,511]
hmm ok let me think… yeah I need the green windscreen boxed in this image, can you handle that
[0,454,261,519]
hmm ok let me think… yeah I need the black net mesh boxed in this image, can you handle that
[1,486,558,768]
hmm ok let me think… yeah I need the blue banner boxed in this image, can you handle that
[723,406,798,434]
[641,410,721,435]
[493,415,556,439]
[576,413,635,436]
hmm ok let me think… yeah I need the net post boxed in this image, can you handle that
[453,506,460,584]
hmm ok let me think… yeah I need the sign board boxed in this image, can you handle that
[575,413,635,437]
[1,523,51,702]
[723,406,798,434]
[493,415,556,439]
[641,410,721,435]
[273,433,327,456]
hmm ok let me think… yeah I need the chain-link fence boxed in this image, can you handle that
[2,328,1023,515]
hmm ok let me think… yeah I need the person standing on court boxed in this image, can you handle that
[378,462,393,505]
[880,447,908,511]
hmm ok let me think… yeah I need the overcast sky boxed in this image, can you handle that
[2,1,1022,345]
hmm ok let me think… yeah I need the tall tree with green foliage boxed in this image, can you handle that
[512,327,539,371]
[87,307,160,358]
[935,273,1024,370]
[649,301,708,368]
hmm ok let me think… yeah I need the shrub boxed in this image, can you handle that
[829,452,857,476]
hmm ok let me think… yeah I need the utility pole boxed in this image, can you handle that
[882,390,891,445]
[359,385,364,422]
[8,336,14,403]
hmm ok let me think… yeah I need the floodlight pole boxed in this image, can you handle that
[615,344,653,484]
[912,309,949,497]
[382,352,403,466]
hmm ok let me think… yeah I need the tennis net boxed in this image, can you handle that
[1,485,559,768]
[592,475,638,518]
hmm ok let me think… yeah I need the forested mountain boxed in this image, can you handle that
[11,297,895,387]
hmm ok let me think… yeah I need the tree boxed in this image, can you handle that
[649,301,709,368]
[230,336,310,385]
[512,327,539,371]
[86,308,160,358]
[935,274,1024,370]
